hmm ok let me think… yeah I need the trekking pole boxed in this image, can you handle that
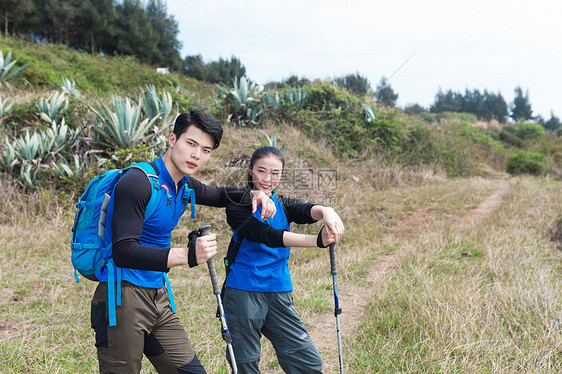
[329,242,344,374]
[198,225,238,374]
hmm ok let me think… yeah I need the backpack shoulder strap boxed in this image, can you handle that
[217,233,244,319]
[179,181,196,219]
[224,234,244,276]
[129,161,161,220]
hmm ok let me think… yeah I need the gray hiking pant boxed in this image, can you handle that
[223,287,322,374]
[91,281,206,374]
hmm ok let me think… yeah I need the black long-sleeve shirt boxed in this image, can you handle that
[225,195,317,248]
[111,167,251,271]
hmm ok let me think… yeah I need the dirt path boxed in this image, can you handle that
[308,179,511,371]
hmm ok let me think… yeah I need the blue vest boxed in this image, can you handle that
[96,157,190,288]
[226,192,293,292]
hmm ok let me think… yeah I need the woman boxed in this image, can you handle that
[223,146,345,373]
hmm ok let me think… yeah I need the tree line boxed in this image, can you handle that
[1,0,559,131]
[0,0,246,84]
[429,87,560,130]
[430,88,509,121]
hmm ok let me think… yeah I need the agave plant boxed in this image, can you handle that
[43,118,73,152]
[140,85,173,128]
[149,132,169,156]
[0,95,14,118]
[232,76,264,107]
[218,77,265,126]
[257,134,287,154]
[218,77,264,108]
[51,154,84,180]
[249,108,263,126]
[1,138,17,169]
[37,129,56,156]
[19,164,38,188]
[285,87,308,111]
[60,76,81,97]
[13,130,41,162]
[38,91,69,124]
[264,91,282,111]
[362,103,376,123]
[90,96,160,150]
[0,50,28,84]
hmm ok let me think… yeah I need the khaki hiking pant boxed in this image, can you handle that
[91,281,206,374]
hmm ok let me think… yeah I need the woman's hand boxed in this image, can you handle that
[318,207,345,243]
[320,225,336,247]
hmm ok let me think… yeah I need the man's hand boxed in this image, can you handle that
[195,233,217,264]
[250,190,276,220]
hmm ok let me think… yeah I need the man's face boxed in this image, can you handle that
[168,125,214,178]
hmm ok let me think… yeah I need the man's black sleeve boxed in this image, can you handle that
[111,169,170,271]
[226,202,286,248]
[188,177,251,207]
[278,195,318,224]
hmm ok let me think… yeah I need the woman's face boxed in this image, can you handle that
[249,154,284,196]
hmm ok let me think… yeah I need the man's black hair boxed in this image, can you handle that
[173,110,223,149]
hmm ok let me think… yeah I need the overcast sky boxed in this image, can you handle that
[166,0,561,119]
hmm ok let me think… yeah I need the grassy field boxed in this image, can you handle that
[1,36,561,373]
[1,124,560,373]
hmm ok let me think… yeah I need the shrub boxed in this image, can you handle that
[404,103,428,115]
[302,81,361,112]
[499,126,523,148]
[366,108,406,157]
[506,150,546,175]
[436,112,478,123]
[513,122,546,140]
[400,124,439,167]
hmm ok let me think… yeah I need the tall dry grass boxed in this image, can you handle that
[349,177,562,373]
[1,123,560,373]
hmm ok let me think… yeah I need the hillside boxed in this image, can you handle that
[1,35,561,186]
[1,37,562,373]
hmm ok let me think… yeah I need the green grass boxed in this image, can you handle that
[1,164,561,373]
[0,36,213,99]
[349,177,562,373]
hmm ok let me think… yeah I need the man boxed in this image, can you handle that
[90,110,275,373]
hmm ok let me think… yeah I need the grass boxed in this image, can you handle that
[349,177,562,373]
[1,35,562,373]
[0,36,212,98]
[1,120,561,372]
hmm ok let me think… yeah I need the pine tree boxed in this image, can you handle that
[146,0,182,70]
[375,77,398,107]
[430,89,462,113]
[112,0,158,63]
[0,0,33,36]
[76,0,115,54]
[334,73,371,96]
[511,87,533,122]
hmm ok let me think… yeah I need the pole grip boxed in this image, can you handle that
[329,243,337,275]
[207,258,221,296]
[198,225,221,296]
